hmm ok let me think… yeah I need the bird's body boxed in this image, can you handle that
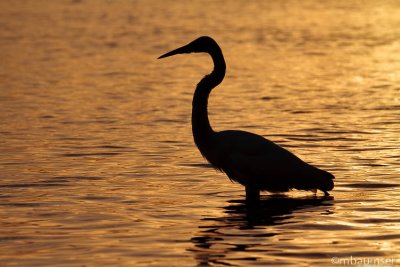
[209,130,332,191]
[159,36,334,203]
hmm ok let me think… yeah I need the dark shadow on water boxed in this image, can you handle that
[189,194,334,266]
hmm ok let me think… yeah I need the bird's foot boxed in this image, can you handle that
[245,186,260,205]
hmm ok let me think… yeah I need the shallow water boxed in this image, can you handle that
[1,0,400,266]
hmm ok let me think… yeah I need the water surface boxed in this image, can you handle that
[1,0,400,266]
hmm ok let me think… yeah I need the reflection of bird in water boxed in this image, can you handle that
[159,36,334,203]
[190,195,334,266]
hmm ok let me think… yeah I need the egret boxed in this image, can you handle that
[158,36,334,203]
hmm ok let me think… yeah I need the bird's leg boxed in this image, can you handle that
[245,186,260,204]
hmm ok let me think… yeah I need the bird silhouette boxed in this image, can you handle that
[158,36,334,203]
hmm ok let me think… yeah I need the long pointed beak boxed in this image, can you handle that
[158,44,191,59]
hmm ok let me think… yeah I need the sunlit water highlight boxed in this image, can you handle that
[1,0,400,266]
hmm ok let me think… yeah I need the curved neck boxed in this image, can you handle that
[192,47,226,151]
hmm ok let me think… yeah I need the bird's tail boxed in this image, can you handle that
[295,167,335,193]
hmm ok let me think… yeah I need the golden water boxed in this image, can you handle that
[1,0,400,266]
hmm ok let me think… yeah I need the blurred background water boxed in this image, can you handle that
[1,0,400,266]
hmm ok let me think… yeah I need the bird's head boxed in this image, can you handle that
[158,36,219,59]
